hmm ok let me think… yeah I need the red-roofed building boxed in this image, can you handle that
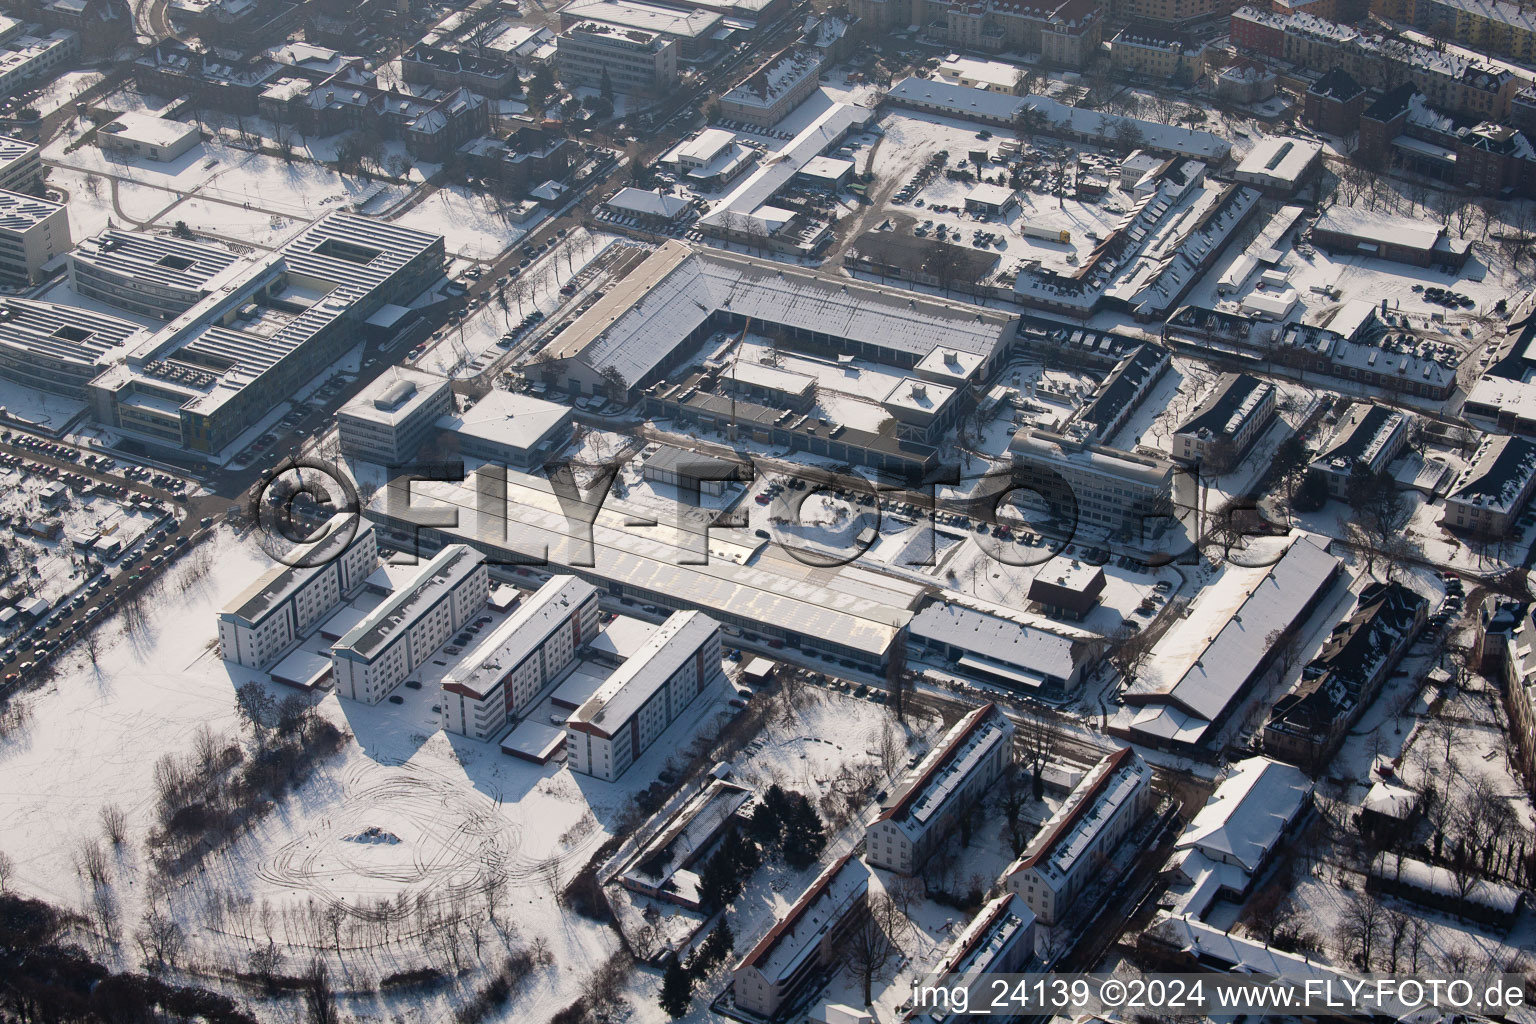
[865,704,1014,873]
[732,852,871,1017]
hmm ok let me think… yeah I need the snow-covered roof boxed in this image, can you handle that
[911,598,1091,682]
[1006,747,1148,892]
[1234,136,1322,185]
[1123,535,1340,745]
[568,610,717,736]
[442,390,572,451]
[736,852,870,983]
[1313,205,1445,254]
[604,187,690,219]
[547,241,1013,388]
[1445,433,1536,513]
[1175,756,1311,875]
[219,515,375,626]
[339,366,450,427]
[443,576,595,700]
[333,544,484,661]
[870,704,1013,843]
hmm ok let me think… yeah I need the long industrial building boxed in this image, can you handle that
[565,609,722,780]
[443,575,601,741]
[363,466,917,674]
[544,240,1016,401]
[85,214,444,455]
[865,704,1014,873]
[217,515,379,669]
[1113,533,1343,753]
[331,543,488,704]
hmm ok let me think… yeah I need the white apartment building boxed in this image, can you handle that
[443,575,600,741]
[732,852,871,1018]
[331,544,488,704]
[566,610,722,780]
[0,189,70,285]
[865,704,1014,874]
[217,516,378,669]
[555,21,677,92]
[0,135,42,195]
[337,368,455,465]
[1004,747,1152,926]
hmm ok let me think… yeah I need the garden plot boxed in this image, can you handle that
[0,465,168,608]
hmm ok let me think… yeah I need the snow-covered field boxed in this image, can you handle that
[391,185,541,260]
[0,525,743,1021]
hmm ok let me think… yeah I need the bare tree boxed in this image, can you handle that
[0,849,13,892]
[135,907,186,969]
[845,893,904,1005]
[538,854,564,900]
[1336,892,1382,970]
[100,804,127,846]
[77,839,110,888]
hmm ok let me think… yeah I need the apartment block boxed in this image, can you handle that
[865,704,1015,874]
[566,610,722,780]
[731,852,871,1018]
[1004,747,1152,926]
[443,576,601,741]
[217,516,379,669]
[331,544,489,704]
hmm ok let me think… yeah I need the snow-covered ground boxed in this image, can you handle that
[392,185,542,260]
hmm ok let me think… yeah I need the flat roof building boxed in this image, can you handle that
[0,135,42,195]
[1233,136,1324,195]
[557,0,724,57]
[94,112,201,162]
[217,515,378,669]
[68,230,246,320]
[338,367,454,466]
[88,213,445,456]
[443,575,601,741]
[442,389,574,470]
[0,188,70,286]
[1008,427,1176,537]
[0,296,144,399]
[866,704,1014,874]
[566,609,723,780]
[332,544,488,704]
[555,20,678,92]
[910,597,1099,697]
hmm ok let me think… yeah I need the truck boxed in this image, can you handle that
[1021,223,1070,243]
